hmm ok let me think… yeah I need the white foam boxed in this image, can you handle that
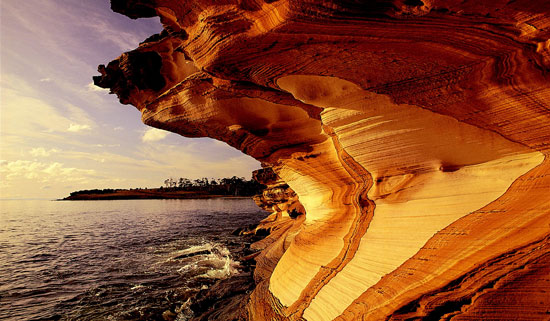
[174,243,213,256]
[196,243,240,279]
[167,242,241,279]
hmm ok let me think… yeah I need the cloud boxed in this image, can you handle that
[142,128,169,142]
[29,147,59,157]
[40,77,52,82]
[0,160,97,183]
[87,17,149,52]
[0,75,96,139]
[86,81,109,93]
[1,87,73,136]
[93,144,120,148]
[67,123,91,132]
[136,140,261,180]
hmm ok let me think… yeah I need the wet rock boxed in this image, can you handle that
[189,274,253,321]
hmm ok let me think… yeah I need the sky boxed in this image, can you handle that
[0,0,261,199]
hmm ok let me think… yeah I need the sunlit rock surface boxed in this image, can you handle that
[95,1,550,320]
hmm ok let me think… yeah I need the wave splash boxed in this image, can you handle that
[172,242,241,279]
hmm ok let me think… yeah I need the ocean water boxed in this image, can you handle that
[0,198,267,321]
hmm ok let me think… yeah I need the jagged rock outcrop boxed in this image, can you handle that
[252,167,304,219]
[95,1,550,320]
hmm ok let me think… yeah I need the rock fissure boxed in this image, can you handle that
[284,124,376,319]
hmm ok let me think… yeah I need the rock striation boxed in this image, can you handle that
[252,167,304,219]
[95,1,550,320]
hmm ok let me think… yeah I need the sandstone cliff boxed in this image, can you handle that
[95,1,550,320]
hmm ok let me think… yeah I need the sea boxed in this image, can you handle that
[0,198,268,321]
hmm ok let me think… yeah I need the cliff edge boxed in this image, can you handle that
[95,1,550,320]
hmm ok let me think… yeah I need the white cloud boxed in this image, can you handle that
[0,160,96,183]
[142,128,169,142]
[1,88,72,136]
[87,17,148,52]
[29,147,59,157]
[136,141,261,180]
[67,123,91,132]
[40,77,52,82]
[86,81,109,93]
[0,75,96,138]
[93,144,120,148]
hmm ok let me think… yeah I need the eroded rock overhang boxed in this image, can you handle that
[95,1,550,320]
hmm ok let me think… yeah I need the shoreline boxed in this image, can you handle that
[59,189,257,201]
[58,196,253,201]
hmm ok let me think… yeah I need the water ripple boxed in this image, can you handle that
[0,198,266,321]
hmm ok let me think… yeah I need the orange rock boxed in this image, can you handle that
[96,1,550,320]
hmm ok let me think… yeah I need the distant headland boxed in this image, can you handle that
[62,176,264,200]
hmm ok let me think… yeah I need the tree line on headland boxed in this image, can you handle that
[64,176,265,200]
[159,176,264,196]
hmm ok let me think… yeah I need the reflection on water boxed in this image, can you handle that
[0,198,267,320]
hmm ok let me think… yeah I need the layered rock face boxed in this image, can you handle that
[95,1,550,320]
[252,167,304,220]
